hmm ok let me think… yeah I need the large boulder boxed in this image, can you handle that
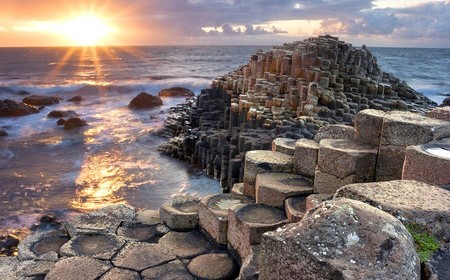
[128,92,163,109]
[23,95,60,106]
[47,110,77,118]
[0,99,39,117]
[61,117,88,130]
[260,198,420,280]
[158,87,195,97]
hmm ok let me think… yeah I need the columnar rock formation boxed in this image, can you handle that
[159,35,437,191]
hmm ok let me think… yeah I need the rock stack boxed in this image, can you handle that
[159,35,437,191]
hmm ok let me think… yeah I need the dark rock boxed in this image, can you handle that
[47,110,77,118]
[18,90,31,96]
[423,243,450,280]
[158,87,195,98]
[40,214,57,224]
[129,92,163,109]
[67,95,82,102]
[260,198,420,280]
[0,130,7,137]
[23,95,59,106]
[0,99,39,117]
[440,97,450,107]
[63,117,87,130]
[56,119,66,126]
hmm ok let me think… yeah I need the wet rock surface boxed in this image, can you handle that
[129,92,163,109]
[23,95,60,106]
[47,110,77,118]
[158,87,195,97]
[0,99,39,117]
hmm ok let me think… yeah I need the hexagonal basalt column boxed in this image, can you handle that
[284,196,307,222]
[314,139,378,194]
[243,151,293,197]
[227,204,288,263]
[255,172,313,209]
[377,111,450,181]
[18,230,69,261]
[271,138,296,155]
[402,140,450,186]
[160,195,200,231]
[60,233,126,260]
[198,193,254,245]
[354,109,386,146]
[293,139,319,178]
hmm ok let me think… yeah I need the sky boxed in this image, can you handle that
[0,0,449,47]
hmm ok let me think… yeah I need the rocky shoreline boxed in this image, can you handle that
[1,36,450,279]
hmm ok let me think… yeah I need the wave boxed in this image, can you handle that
[0,79,211,98]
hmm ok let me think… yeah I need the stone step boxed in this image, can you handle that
[271,138,296,155]
[335,180,450,242]
[227,204,288,263]
[255,172,313,209]
[293,139,319,178]
[314,138,378,194]
[402,139,450,186]
[243,150,293,197]
[198,193,254,245]
[376,111,450,181]
[160,195,200,231]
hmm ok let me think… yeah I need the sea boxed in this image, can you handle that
[0,45,449,237]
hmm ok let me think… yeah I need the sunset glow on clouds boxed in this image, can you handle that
[0,0,448,47]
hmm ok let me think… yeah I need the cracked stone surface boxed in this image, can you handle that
[117,221,160,242]
[141,259,194,280]
[45,256,111,280]
[99,267,141,280]
[260,198,420,280]
[112,242,176,271]
[158,230,212,259]
[60,233,126,260]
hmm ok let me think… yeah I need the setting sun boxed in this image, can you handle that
[62,15,116,46]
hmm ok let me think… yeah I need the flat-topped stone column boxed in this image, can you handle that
[377,111,450,181]
[314,139,378,193]
[255,172,313,209]
[293,139,319,178]
[402,140,450,186]
[227,204,288,263]
[271,138,296,155]
[284,196,307,222]
[243,151,293,197]
[354,109,386,146]
[198,193,254,245]
[160,195,200,231]
[335,180,450,242]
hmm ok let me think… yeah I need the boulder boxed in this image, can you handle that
[260,198,420,280]
[158,87,195,97]
[440,97,450,107]
[0,99,39,117]
[23,94,59,106]
[67,95,82,102]
[63,117,87,130]
[47,110,77,118]
[129,92,163,109]
[0,130,7,137]
[335,180,450,242]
